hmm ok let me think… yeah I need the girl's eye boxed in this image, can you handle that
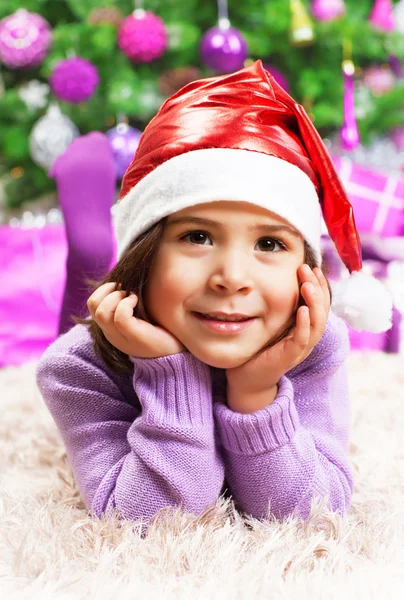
[255,237,286,252]
[181,230,212,245]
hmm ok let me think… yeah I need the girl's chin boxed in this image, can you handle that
[188,348,254,370]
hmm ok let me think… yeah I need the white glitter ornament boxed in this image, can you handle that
[29,103,79,171]
[394,0,404,34]
[350,136,404,177]
[18,79,50,110]
[354,81,374,119]
[327,134,404,178]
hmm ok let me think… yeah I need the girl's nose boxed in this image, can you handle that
[208,251,254,294]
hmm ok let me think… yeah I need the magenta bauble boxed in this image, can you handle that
[200,25,248,73]
[49,57,100,104]
[117,10,168,63]
[0,9,52,69]
[369,0,395,31]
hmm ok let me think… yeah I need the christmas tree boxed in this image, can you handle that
[1,0,404,210]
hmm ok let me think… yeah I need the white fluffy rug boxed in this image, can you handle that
[1,353,404,599]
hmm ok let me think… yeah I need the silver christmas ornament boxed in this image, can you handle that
[29,103,79,170]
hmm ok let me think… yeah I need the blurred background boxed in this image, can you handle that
[1,0,404,366]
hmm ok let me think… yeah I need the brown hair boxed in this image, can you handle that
[73,220,332,375]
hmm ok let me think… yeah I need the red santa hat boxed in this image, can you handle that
[114,60,392,333]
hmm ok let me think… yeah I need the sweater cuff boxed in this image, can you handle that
[213,376,300,455]
[129,352,213,427]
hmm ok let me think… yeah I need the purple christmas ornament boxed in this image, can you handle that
[390,126,404,151]
[200,25,248,73]
[311,0,345,21]
[106,122,142,179]
[0,9,52,69]
[263,63,290,92]
[388,55,404,79]
[50,57,100,104]
[117,10,167,63]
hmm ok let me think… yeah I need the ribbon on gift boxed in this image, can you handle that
[332,155,404,237]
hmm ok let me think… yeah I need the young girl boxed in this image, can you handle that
[36,61,392,527]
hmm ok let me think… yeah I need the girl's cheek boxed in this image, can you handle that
[265,276,300,312]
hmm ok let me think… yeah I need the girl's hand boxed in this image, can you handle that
[87,282,185,359]
[226,266,331,407]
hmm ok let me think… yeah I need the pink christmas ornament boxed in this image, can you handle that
[49,57,99,104]
[311,0,345,21]
[363,64,395,96]
[369,0,395,31]
[263,64,290,93]
[117,9,167,63]
[0,8,52,69]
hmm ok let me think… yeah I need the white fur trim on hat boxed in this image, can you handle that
[331,270,393,333]
[113,148,321,259]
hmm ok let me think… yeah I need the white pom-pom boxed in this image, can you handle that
[331,271,393,333]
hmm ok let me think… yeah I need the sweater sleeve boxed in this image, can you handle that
[212,313,354,522]
[36,349,224,524]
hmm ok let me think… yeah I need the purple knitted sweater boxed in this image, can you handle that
[35,311,354,524]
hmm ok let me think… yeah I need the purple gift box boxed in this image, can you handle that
[348,325,386,351]
[346,260,389,351]
[332,155,404,237]
[322,244,402,352]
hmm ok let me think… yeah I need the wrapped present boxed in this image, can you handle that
[332,155,404,238]
[385,261,404,353]
[320,238,403,351]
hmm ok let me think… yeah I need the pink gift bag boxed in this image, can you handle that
[0,224,67,366]
[0,223,117,367]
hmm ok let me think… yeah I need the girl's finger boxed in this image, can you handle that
[93,290,126,331]
[114,295,178,353]
[301,281,327,342]
[87,282,120,318]
[299,264,322,293]
[299,264,323,304]
[313,267,331,312]
[114,295,157,342]
[289,305,311,352]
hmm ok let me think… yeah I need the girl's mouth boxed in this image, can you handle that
[193,312,256,334]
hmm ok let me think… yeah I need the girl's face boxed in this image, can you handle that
[144,201,305,369]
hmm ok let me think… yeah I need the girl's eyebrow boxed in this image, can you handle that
[166,216,301,238]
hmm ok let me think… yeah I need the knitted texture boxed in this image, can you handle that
[212,313,354,520]
[36,311,353,524]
